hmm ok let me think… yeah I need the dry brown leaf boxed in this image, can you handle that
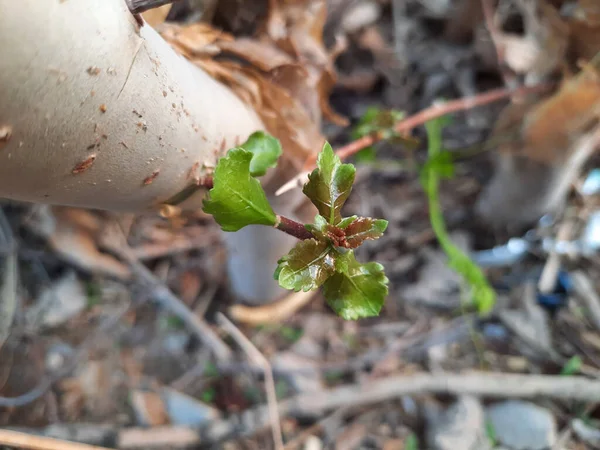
[160,0,345,164]
[130,390,170,426]
[218,38,294,71]
[141,4,172,28]
[489,58,600,165]
[521,61,600,163]
[497,0,569,82]
[568,1,600,65]
[160,23,233,58]
[568,20,600,64]
[49,225,132,280]
[477,59,600,227]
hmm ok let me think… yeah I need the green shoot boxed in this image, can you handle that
[422,116,495,314]
[351,107,419,163]
[560,355,582,376]
[202,133,389,320]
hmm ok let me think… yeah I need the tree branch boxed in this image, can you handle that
[275,83,554,196]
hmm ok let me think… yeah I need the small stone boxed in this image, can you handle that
[427,396,490,450]
[46,342,74,372]
[486,401,556,450]
[161,387,220,426]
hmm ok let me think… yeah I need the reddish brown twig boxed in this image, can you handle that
[317,83,551,168]
[276,83,552,196]
[275,215,314,240]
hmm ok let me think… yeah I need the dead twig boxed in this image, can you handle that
[216,312,284,450]
[0,430,111,450]
[538,214,575,294]
[205,371,600,443]
[280,372,600,415]
[108,225,232,362]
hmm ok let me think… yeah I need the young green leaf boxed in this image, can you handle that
[303,142,356,225]
[322,252,388,320]
[560,355,582,376]
[203,148,276,232]
[337,216,359,229]
[276,239,336,291]
[240,131,283,177]
[420,151,455,190]
[405,433,419,450]
[343,217,388,248]
[485,421,497,447]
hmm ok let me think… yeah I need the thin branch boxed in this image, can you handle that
[275,215,314,240]
[280,372,600,415]
[107,224,233,362]
[276,83,553,196]
[127,261,231,361]
[335,83,552,163]
[14,371,600,447]
[0,430,111,450]
[216,313,284,450]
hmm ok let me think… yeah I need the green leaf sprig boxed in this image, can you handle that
[351,107,419,163]
[203,134,389,320]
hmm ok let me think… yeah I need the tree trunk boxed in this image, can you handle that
[0,0,296,302]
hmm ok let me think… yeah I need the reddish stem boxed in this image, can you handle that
[275,215,314,240]
[303,83,553,170]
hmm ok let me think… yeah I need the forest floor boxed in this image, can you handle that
[1,0,600,449]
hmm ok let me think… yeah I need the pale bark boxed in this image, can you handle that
[0,0,298,302]
[0,0,263,212]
